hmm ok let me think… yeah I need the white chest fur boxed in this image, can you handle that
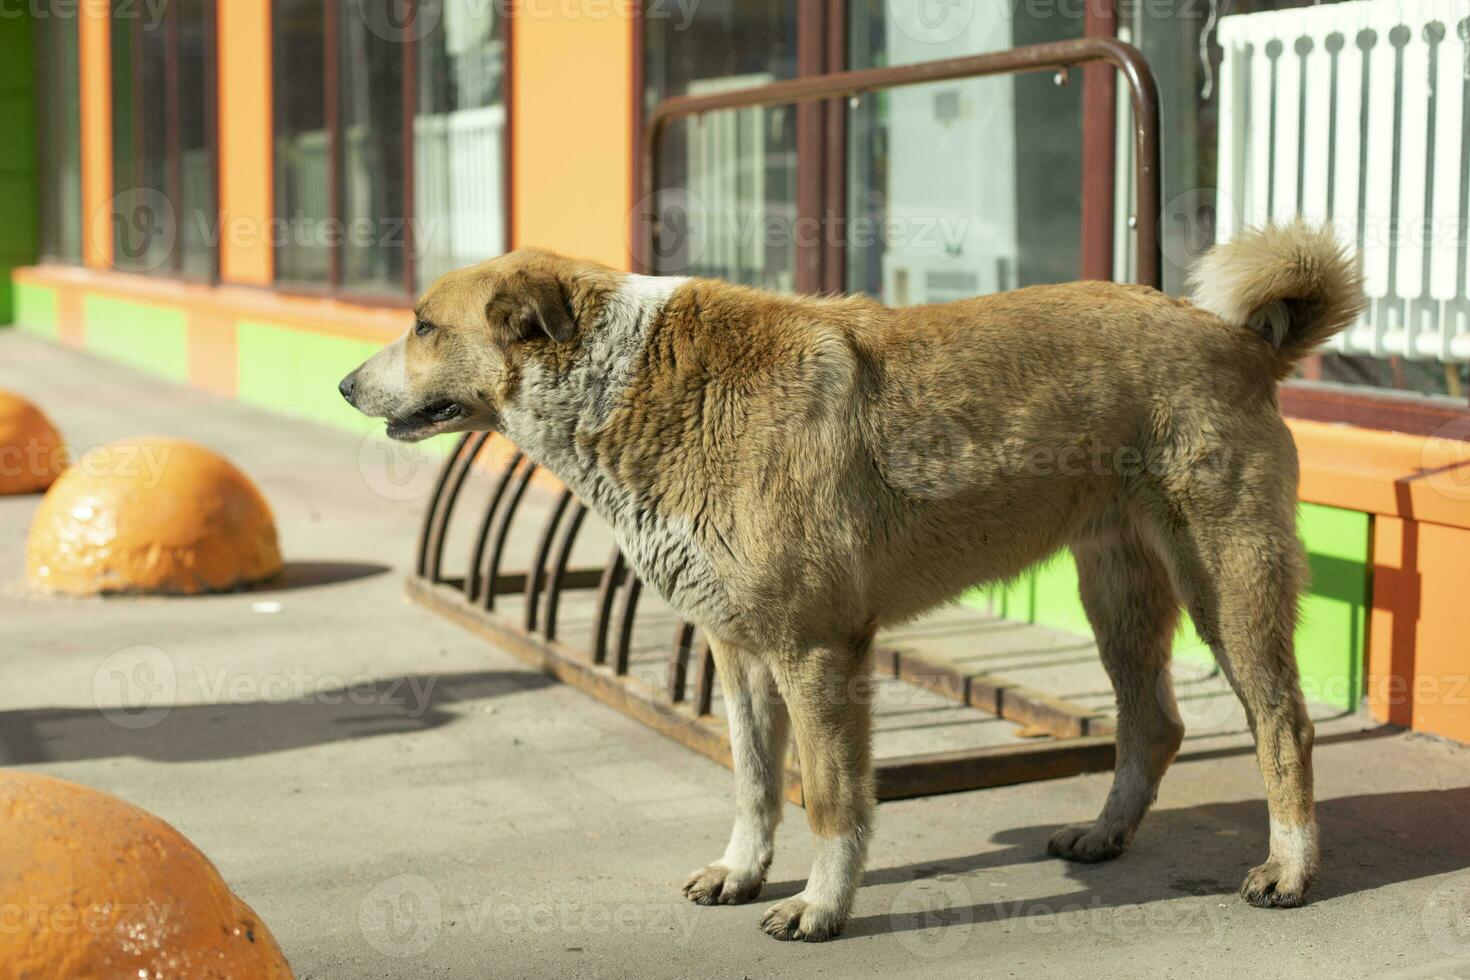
[497,274,737,631]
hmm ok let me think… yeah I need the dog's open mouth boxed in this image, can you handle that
[386,399,463,440]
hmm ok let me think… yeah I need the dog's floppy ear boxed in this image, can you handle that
[496,270,576,344]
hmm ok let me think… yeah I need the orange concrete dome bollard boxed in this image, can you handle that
[0,390,65,495]
[0,771,295,978]
[26,437,283,595]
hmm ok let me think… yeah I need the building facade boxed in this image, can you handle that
[7,0,1470,742]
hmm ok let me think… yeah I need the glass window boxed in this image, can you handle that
[339,10,407,295]
[110,2,217,279]
[642,1,798,290]
[110,14,169,273]
[1153,0,1469,400]
[177,0,216,281]
[846,1,1083,304]
[273,0,331,286]
[415,0,508,290]
[36,14,83,263]
[273,0,508,296]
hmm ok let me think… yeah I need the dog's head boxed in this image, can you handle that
[340,248,606,441]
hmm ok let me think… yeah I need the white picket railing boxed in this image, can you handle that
[1216,0,1470,363]
[275,104,506,286]
[683,73,782,287]
[414,103,507,285]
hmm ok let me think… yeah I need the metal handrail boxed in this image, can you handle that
[639,36,1162,291]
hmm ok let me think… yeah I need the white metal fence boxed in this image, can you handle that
[1216,0,1470,363]
[415,103,507,286]
[273,103,506,287]
[681,73,792,288]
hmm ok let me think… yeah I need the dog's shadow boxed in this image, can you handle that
[763,787,1470,939]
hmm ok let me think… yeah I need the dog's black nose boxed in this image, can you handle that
[338,374,357,403]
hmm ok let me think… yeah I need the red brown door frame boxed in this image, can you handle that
[113,2,220,281]
[273,0,514,304]
[794,0,827,295]
[1080,0,1117,281]
[821,0,847,295]
[634,0,1121,294]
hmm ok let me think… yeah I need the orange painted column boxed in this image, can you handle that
[1368,516,1470,743]
[78,0,113,269]
[1291,419,1470,744]
[216,1,274,285]
[511,6,635,268]
[186,307,238,398]
[1369,515,1421,729]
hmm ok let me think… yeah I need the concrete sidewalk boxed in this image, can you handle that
[2,330,1468,980]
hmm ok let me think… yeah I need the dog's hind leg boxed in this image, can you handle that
[1164,509,1318,907]
[759,637,874,942]
[683,637,790,906]
[1048,522,1185,864]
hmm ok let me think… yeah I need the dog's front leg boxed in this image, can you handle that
[683,639,789,906]
[760,642,874,942]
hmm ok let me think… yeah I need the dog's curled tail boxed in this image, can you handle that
[1188,221,1365,381]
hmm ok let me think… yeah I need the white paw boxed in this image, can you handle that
[1046,822,1129,863]
[759,894,846,942]
[1240,858,1311,908]
[682,862,766,906]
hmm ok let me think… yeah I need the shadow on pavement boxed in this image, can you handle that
[821,786,1470,939]
[256,561,394,592]
[0,669,552,765]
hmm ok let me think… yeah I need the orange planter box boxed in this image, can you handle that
[1290,419,1470,744]
[1368,516,1470,743]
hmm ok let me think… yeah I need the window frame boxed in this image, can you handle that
[271,0,515,307]
[110,0,221,283]
[634,0,1470,430]
[634,0,1119,296]
[34,14,84,266]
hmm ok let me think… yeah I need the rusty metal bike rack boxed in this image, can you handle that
[406,37,1161,803]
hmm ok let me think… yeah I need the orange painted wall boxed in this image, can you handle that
[1290,419,1470,531]
[1368,516,1470,743]
[511,7,635,268]
[185,307,238,398]
[13,265,409,346]
[216,1,274,285]
[1294,418,1470,744]
[78,0,112,269]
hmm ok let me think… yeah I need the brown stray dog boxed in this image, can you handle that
[341,222,1363,942]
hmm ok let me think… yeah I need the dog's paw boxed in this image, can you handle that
[682,862,765,906]
[1239,860,1310,908]
[1046,823,1127,864]
[758,896,845,942]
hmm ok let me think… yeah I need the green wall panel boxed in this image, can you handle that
[13,281,58,338]
[82,295,189,382]
[236,321,459,467]
[981,570,1029,617]
[0,11,35,324]
[965,502,1371,710]
[1295,503,1370,709]
[235,321,297,415]
[0,174,38,255]
[0,95,36,175]
[0,12,33,89]
[1030,553,1091,637]
[236,320,379,432]
[294,330,383,431]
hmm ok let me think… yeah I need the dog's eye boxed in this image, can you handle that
[414,320,435,338]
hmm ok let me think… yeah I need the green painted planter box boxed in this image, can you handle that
[968,502,1370,710]
[82,295,189,383]
[13,281,57,339]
